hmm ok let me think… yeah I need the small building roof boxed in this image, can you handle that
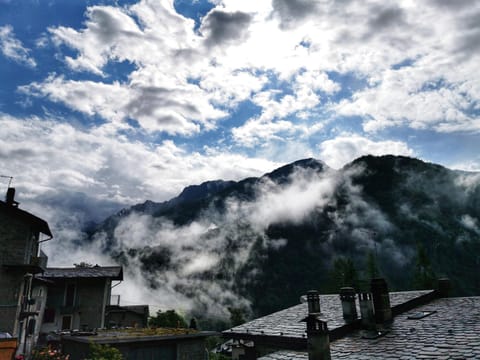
[63,328,217,344]
[106,305,149,315]
[259,296,480,359]
[0,200,52,237]
[41,266,123,280]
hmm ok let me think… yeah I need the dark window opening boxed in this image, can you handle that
[44,308,55,323]
[65,284,75,306]
[62,315,72,330]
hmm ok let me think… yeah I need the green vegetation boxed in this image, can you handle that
[148,309,188,328]
[412,243,436,290]
[228,307,246,327]
[328,257,359,292]
[86,343,123,360]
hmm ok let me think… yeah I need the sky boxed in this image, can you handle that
[1,0,480,242]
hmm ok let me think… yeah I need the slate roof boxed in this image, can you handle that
[259,296,480,359]
[225,290,433,345]
[40,266,123,280]
[0,200,52,237]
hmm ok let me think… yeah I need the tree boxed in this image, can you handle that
[148,310,188,328]
[412,243,436,290]
[328,257,359,292]
[228,307,246,327]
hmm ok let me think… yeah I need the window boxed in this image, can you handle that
[44,308,55,323]
[65,284,75,306]
[61,315,72,330]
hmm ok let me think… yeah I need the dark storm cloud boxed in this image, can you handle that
[271,0,321,29]
[429,0,473,10]
[368,5,406,31]
[0,147,37,159]
[35,190,123,224]
[201,10,253,47]
[454,11,480,59]
[126,86,201,119]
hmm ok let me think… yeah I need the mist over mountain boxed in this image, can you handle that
[88,155,480,323]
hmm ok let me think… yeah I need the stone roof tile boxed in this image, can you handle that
[258,296,480,360]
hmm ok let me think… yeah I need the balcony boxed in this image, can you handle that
[2,251,48,274]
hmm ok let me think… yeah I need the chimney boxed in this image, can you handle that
[307,290,321,315]
[370,278,392,325]
[358,292,375,330]
[339,287,357,323]
[437,278,451,297]
[301,316,331,360]
[6,187,19,207]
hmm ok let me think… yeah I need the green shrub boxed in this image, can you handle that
[86,342,123,360]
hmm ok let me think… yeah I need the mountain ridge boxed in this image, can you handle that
[88,155,480,322]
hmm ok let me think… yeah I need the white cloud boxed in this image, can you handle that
[19,0,480,141]
[0,114,280,225]
[319,134,415,169]
[0,25,36,67]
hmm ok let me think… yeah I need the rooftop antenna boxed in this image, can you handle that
[0,175,13,188]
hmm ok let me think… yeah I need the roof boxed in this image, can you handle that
[62,328,218,345]
[224,290,433,347]
[40,266,123,280]
[0,200,52,237]
[106,305,149,316]
[259,296,480,359]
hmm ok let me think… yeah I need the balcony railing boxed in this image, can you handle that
[2,251,48,273]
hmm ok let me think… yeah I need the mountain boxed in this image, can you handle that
[89,155,480,322]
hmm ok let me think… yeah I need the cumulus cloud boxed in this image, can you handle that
[200,9,253,47]
[318,134,415,169]
[0,25,36,67]
[271,0,321,29]
[17,0,480,142]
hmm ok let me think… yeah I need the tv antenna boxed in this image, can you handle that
[0,175,13,188]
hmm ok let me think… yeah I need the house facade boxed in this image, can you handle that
[0,188,52,355]
[36,266,124,334]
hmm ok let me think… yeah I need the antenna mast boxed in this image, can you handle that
[0,175,13,188]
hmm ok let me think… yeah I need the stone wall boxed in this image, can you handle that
[0,212,37,335]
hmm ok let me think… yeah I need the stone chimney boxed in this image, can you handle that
[301,316,331,360]
[370,278,392,325]
[6,187,19,207]
[339,287,357,323]
[307,290,321,315]
[437,278,451,297]
[358,292,375,330]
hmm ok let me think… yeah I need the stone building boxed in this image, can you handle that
[36,265,124,333]
[0,188,52,355]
